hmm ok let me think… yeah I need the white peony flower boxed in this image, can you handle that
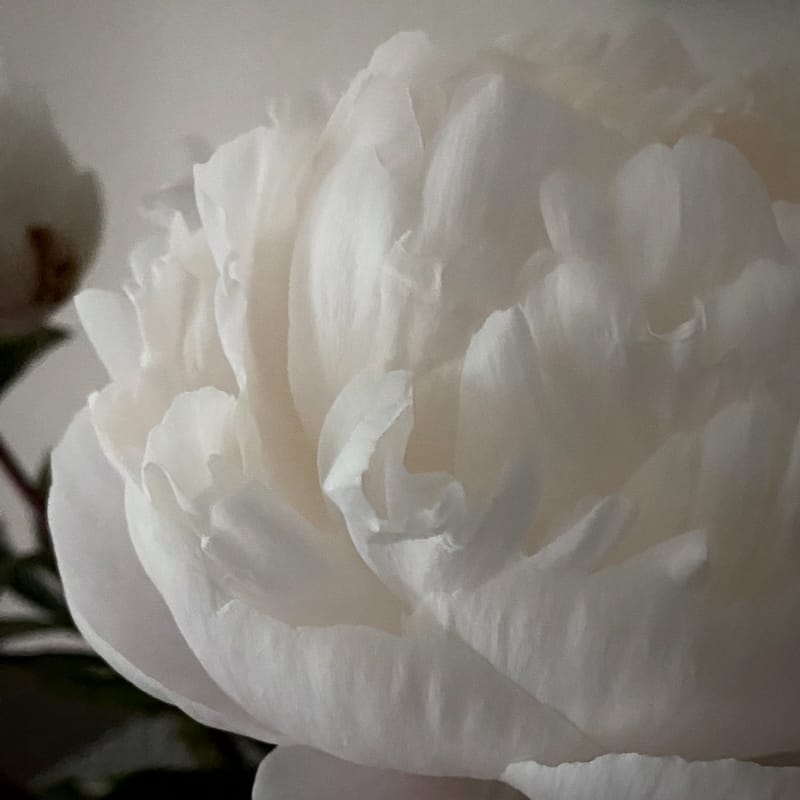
[50,16,800,799]
[0,70,102,337]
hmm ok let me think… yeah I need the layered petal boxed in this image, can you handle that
[254,747,524,800]
[48,409,277,742]
[194,124,325,523]
[56,19,800,797]
[613,136,786,319]
[502,754,800,800]
[124,463,601,777]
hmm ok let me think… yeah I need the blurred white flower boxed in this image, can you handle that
[0,71,101,337]
[50,15,800,800]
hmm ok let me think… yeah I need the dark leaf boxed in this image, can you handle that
[0,326,69,396]
[0,617,67,642]
[34,454,57,561]
[36,455,53,497]
[0,773,41,800]
[0,651,166,715]
[9,554,70,621]
[0,523,13,591]
[40,769,256,800]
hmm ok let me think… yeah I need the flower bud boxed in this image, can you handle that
[0,72,101,337]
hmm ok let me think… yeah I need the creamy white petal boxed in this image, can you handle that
[702,259,800,371]
[57,22,800,795]
[613,137,785,314]
[539,171,612,263]
[429,493,800,760]
[89,364,179,481]
[454,306,537,508]
[420,73,628,309]
[254,747,523,800]
[319,31,433,173]
[366,31,437,82]
[502,754,800,800]
[529,496,632,574]
[774,202,800,261]
[48,409,277,742]
[694,400,783,578]
[612,142,682,299]
[142,387,400,629]
[126,213,234,392]
[194,126,276,286]
[204,480,401,629]
[142,387,241,508]
[521,259,646,524]
[321,363,536,597]
[289,148,406,438]
[125,469,601,777]
[194,123,324,523]
[425,529,712,755]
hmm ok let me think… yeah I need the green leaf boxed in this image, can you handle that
[34,454,57,560]
[10,554,70,621]
[0,326,69,396]
[0,522,13,591]
[40,769,257,800]
[36,455,53,496]
[0,617,66,642]
[0,652,166,714]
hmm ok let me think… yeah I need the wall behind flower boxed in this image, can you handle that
[0,0,798,553]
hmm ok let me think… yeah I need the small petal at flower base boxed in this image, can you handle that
[49,12,800,800]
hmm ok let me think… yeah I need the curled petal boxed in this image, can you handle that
[502,754,800,800]
[254,747,524,800]
[49,409,276,742]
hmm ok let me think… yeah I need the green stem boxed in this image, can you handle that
[0,433,49,552]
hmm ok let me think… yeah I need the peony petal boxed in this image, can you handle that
[502,753,800,800]
[133,215,234,389]
[318,31,433,173]
[142,386,241,508]
[427,484,800,762]
[425,529,712,756]
[420,73,627,310]
[521,259,646,529]
[89,364,180,481]
[194,121,318,389]
[670,137,786,285]
[774,202,800,261]
[48,408,277,742]
[455,305,537,508]
[194,127,276,287]
[321,362,537,597]
[613,137,786,319]
[366,31,438,82]
[529,496,632,574]
[612,142,681,300]
[254,747,524,800]
[691,399,788,590]
[126,468,601,777]
[75,289,140,380]
[141,386,401,630]
[539,171,612,263]
[288,147,406,438]
[702,259,800,371]
[194,123,325,524]
[204,479,401,630]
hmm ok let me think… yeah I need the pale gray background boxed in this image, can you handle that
[0,0,798,550]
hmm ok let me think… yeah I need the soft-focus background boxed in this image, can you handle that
[1,0,799,788]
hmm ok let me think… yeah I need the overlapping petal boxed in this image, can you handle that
[47,16,800,800]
